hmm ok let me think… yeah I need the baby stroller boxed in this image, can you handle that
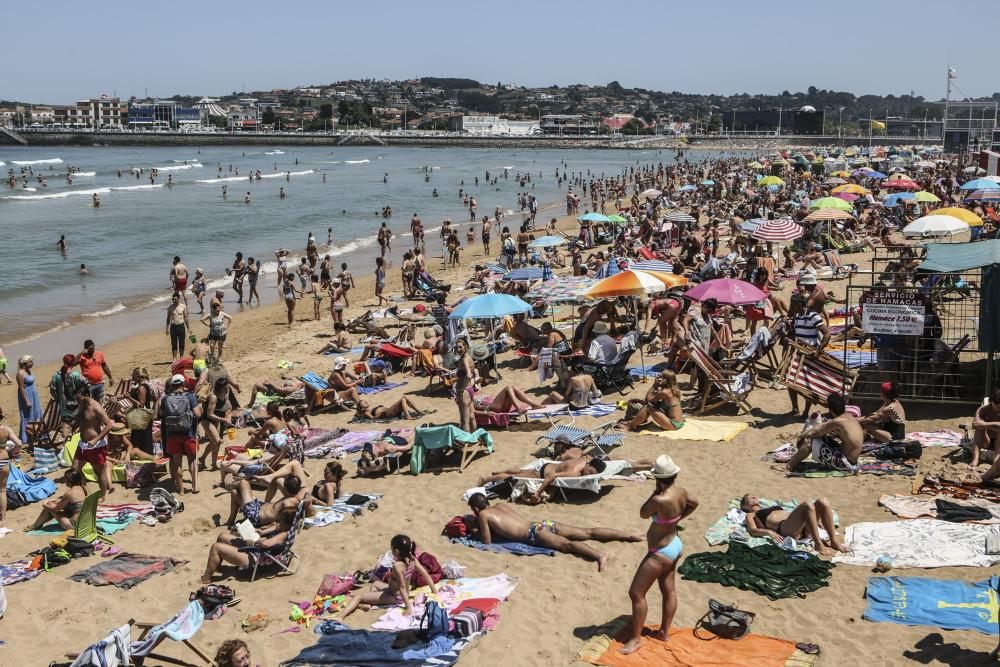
[413,272,452,301]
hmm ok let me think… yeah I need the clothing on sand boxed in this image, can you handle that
[834,519,1000,568]
[679,541,834,600]
[281,627,469,666]
[878,494,1000,523]
[449,536,556,557]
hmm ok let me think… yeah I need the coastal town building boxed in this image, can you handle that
[540,114,597,135]
[228,103,260,131]
[52,96,127,128]
[128,101,203,129]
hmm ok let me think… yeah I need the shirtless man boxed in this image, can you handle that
[170,256,189,301]
[479,456,607,503]
[973,390,1000,481]
[467,493,641,571]
[247,376,305,406]
[73,384,114,498]
[317,322,352,355]
[786,393,864,473]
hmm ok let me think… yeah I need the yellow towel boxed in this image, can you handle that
[640,418,749,442]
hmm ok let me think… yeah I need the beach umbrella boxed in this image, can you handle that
[834,192,859,202]
[823,177,847,186]
[665,211,697,224]
[448,293,532,320]
[578,212,611,222]
[810,197,854,211]
[685,278,766,306]
[804,208,855,222]
[913,191,940,203]
[866,170,888,179]
[914,160,936,169]
[771,158,788,166]
[882,193,915,207]
[832,184,869,195]
[583,269,679,299]
[700,179,715,186]
[502,267,545,281]
[739,219,766,233]
[902,215,970,239]
[757,175,784,186]
[748,161,763,169]
[640,188,662,199]
[882,178,919,190]
[983,176,1000,184]
[964,189,1000,202]
[963,166,987,175]
[935,207,983,227]
[525,276,597,303]
[630,259,674,273]
[750,218,803,242]
[528,235,568,248]
[605,214,627,223]
[831,170,851,178]
[960,178,1000,191]
[678,184,697,192]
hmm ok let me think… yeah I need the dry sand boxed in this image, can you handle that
[0,212,995,666]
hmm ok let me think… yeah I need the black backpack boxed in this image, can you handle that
[161,392,193,434]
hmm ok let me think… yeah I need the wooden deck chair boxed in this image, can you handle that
[27,400,68,450]
[821,249,853,279]
[238,500,307,582]
[413,348,456,395]
[686,342,753,416]
[132,619,213,667]
[74,490,115,545]
[918,334,972,398]
[777,340,858,407]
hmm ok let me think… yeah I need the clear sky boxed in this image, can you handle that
[5,0,997,103]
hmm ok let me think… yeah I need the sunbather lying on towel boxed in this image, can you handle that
[786,393,863,473]
[358,433,415,476]
[549,434,657,468]
[247,377,305,407]
[479,457,608,504]
[317,322,353,355]
[340,534,438,619]
[740,494,847,556]
[312,462,346,505]
[355,396,422,420]
[201,502,298,584]
[546,374,603,410]
[26,469,87,531]
[467,493,641,571]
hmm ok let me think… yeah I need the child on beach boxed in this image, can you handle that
[0,347,10,384]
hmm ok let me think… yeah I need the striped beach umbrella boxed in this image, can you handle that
[583,270,681,299]
[525,276,597,303]
[630,259,674,273]
[665,211,696,224]
[751,218,803,242]
[805,208,855,222]
[964,189,1000,202]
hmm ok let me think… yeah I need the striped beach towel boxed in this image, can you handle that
[529,403,617,419]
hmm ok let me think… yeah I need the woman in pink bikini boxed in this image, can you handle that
[453,338,477,433]
[621,455,698,655]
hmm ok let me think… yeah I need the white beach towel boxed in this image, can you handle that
[512,458,631,496]
[834,519,1000,568]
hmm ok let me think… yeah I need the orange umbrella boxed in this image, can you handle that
[832,184,869,195]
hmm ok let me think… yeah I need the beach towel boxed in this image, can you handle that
[919,477,1000,504]
[628,362,670,379]
[906,429,963,448]
[69,552,188,589]
[703,497,837,548]
[528,403,617,419]
[449,536,555,557]
[575,619,818,667]
[28,514,136,536]
[0,559,42,586]
[834,519,1000,568]
[5,464,56,508]
[410,425,493,474]
[131,600,206,657]
[373,574,515,632]
[357,381,407,395]
[785,460,916,477]
[879,494,1000,523]
[640,418,749,442]
[281,627,470,666]
[826,348,878,368]
[70,623,132,667]
[95,502,156,520]
[537,347,554,383]
[679,542,834,600]
[301,371,329,389]
[864,575,1000,635]
[511,458,631,497]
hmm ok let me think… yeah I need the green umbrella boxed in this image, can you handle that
[606,214,627,223]
[810,197,854,212]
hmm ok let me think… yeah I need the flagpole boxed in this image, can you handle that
[944,64,952,151]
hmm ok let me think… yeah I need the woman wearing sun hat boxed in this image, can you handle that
[621,454,698,655]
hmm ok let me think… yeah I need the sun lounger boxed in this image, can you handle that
[512,458,632,500]
[27,400,69,450]
[413,349,457,395]
[299,372,350,413]
[534,421,624,458]
[410,425,493,474]
[777,340,858,408]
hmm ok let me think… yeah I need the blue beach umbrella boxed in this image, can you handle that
[578,212,611,222]
[528,235,568,248]
[701,179,715,186]
[449,293,532,320]
[867,171,887,179]
[883,192,916,207]
[960,178,1000,191]
[678,184,697,192]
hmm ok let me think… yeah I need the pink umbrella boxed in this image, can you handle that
[833,192,859,202]
[882,178,919,190]
[750,218,803,242]
[685,278,767,306]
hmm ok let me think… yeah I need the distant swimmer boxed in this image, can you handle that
[222,185,228,198]
[285,172,290,182]
[432,188,438,197]
[327,227,333,245]
[245,192,251,204]
[322,173,327,183]
[57,234,68,254]
[279,187,287,199]
[92,193,100,208]
[383,173,388,184]
[167,174,173,185]
[79,263,89,275]
[117,169,122,178]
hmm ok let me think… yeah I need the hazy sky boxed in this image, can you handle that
[6,1,997,103]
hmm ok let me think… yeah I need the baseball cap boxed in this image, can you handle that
[169,374,186,385]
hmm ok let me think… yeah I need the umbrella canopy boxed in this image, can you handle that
[629,259,674,272]
[757,175,784,186]
[832,184,869,195]
[678,184,697,192]
[804,208,855,222]
[965,189,1000,202]
[528,235,568,248]
[685,279,767,306]
[913,191,940,203]
[578,212,611,222]
[834,192,859,202]
[866,170,888,179]
[823,177,847,186]
[883,193,915,207]
[882,178,919,190]
[605,214,627,223]
[936,207,983,227]
[701,179,716,186]
[984,176,1000,184]
[739,219,766,233]
[902,215,970,239]
[525,276,597,303]
[914,160,936,169]
[771,158,788,166]
[747,161,763,169]
[640,188,662,199]
[751,218,803,241]
[665,211,697,224]
[449,293,533,319]
[810,197,854,211]
[831,170,851,178]
[960,178,1000,191]
[583,270,678,299]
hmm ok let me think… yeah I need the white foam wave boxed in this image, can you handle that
[265,150,285,155]
[6,320,71,345]
[171,159,197,163]
[18,187,37,192]
[11,158,63,165]
[71,171,96,177]
[0,161,5,167]
[112,184,164,192]
[196,175,247,184]
[3,187,110,201]
[154,162,204,171]
[83,303,127,318]
[344,159,370,164]
[195,169,313,185]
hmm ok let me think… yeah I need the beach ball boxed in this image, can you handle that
[875,555,893,572]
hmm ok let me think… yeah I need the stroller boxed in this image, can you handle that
[413,272,451,301]
[575,330,640,395]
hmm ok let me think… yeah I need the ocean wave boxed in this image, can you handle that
[196,175,247,184]
[154,162,204,171]
[196,169,314,185]
[112,184,164,192]
[265,150,285,155]
[3,187,110,201]
[70,171,96,177]
[11,158,64,165]
[6,320,71,345]
[344,159,370,164]
[83,303,127,318]
[0,161,4,167]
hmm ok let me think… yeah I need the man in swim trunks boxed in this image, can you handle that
[467,493,641,571]
[222,470,312,527]
[73,383,114,498]
[171,256,189,295]
[787,393,863,473]
[478,456,607,504]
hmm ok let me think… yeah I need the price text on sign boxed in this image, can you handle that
[860,290,926,336]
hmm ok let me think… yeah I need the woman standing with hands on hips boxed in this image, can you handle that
[620,455,698,655]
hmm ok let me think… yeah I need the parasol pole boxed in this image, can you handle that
[635,294,647,383]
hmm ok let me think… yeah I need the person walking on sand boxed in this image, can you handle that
[166,292,191,360]
[245,257,261,305]
[170,256,189,303]
[374,257,388,307]
[159,374,202,495]
[15,356,42,443]
[280,273,304,327]
[621,455,698,655]
[229,252,246,304]
[202,302,233,360]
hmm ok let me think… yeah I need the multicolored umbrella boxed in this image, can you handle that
[629,259,674,272]
[964,189,1000,202]
[810,197,854,211]
[935,207,983,227]
[525,276,597,303]
[665,211,697,224]
[685,279,767,306]
[583,270,680,299]
[960,178,1000,191]
[804,208,854,222]
[750,218,803,241]
[832,184,869,195]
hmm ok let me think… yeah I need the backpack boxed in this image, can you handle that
[410,552,443,587]
[418,600,449,640]
[444,515,469,539]
[503,237,516,255]
[694,599,755,640]
[161,393,193,434]
[150,487,184,517]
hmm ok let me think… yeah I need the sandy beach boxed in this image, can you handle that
[0,208,995,667]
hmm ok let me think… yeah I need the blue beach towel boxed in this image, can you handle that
[6,465,57,508]
[357,381,407,395]
[629,362,670,379]
[301,372,329,389]
[864,575,1000,635]
[450,536,555,557]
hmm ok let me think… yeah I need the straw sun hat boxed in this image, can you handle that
[652,454,680,479]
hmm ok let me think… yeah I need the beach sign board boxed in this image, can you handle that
[860,290,926,336]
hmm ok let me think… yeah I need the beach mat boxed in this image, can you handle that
[28,515,135,536]
[69,552,188,589]
[864,575,1000,635]
[834,519,1000,568]
[575,618,817,667]
[357,381,407,395]
[448,536,555,557]
[640,418,749,442]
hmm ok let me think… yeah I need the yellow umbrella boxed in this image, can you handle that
[805,208,855,222]
[935,206,983,227]
[757,175,784,186]
[748,161,763,170]
[831,170,851,178]
[583,270,683,299]
[913,191,940,203]
[832,184,869,195]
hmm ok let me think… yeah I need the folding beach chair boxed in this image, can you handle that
[686,342,753,416]
[776,340,858,407]
[918,334,971,399]
[723,316,785,386]
[239,500,306,582]
[299,372,350,414]
[410,425,494,474]
[413,348,457,395]
[74,490,115,546]
[27,400,69,450]
[132,617,213,667]
[534,421,624,458]
[821,249,854,279]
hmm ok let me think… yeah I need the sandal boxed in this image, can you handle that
[795,643,821,655]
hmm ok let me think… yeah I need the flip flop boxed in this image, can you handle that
[102,546,121,558]
[795,642,821,655]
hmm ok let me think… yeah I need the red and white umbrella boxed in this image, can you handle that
[882,178,919,190]
[750,218,803,241]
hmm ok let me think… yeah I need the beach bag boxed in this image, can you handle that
[450,609,484,638]
[191,583,237,619]
[161,393,193,434]
[317,574,355,598]
[418,601,449,640]
[150,487,184,517]
[503,237,516,256]
[872,440,921,461]
[444,516,469,538]
[694,599,755,640]
[124,462,157,489]
[410,552,443,587]
[124,406,154,431]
